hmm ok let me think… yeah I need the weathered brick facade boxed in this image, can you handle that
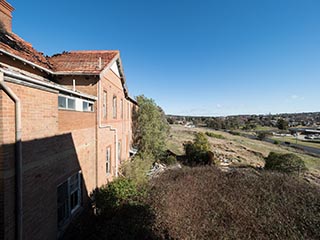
[0,1,137,239]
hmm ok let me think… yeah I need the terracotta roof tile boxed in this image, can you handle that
[0,33,119,74]
[0,32,53,69]
[48,50,119,74]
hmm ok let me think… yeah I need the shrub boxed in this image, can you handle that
[205,131,225,139]
[264,152,307,174]
[161,155,177,165]
[256,131,270,140]
[95,178,141,215]
[184,133,213,166]
[229,131,241,136]
[121,152,154,185]
[273,140,280,145]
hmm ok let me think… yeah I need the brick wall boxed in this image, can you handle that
[96,68,134,185]
[55,75,98,96]
[0,60,136,239]
[0,80,97,239]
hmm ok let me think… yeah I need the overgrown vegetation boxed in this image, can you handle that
[148,167,320,240]
[120,95,171,185]
[205,131,225,139]
[95,178,142,215]
[257,131,271,140]
[184,132,214,166]
[161,155,177,165]
[265,152,307,174]
[121,152,154,185]
[65,106,320,240]
[133,95,169,159]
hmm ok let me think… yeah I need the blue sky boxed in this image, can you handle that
[10,0,320,116]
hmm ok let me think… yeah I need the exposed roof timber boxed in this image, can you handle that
[0,49,54,74]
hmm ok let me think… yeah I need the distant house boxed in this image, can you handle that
[0,1,137,239]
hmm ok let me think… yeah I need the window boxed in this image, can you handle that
[83,101,93,112]
[120,99,123,119]
[59,95,94,112]
[58,96,67,109]
[118,141,121,162]
[58,96,75,110]
[57,172,81,227]
[103,91,107,118]
[69,174,81,213]
[113,96,117,119]
[106,147,111,174]
[57,181,69,226]
[67,98,75,109]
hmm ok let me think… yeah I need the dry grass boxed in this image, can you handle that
[167,125,320,175]
[148,167,320,240]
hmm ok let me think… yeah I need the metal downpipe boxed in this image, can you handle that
[0,72,23,240]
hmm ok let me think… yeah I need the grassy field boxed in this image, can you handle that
[167,125,320,174]
[253,125,277,131]
[271,135,320,149]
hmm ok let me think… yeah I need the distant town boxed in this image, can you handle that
[167,112,320,129]
[167,112,320,148]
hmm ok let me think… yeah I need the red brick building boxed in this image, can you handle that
[0,1,137,239]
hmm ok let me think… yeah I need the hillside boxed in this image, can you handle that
[167,125,320,184]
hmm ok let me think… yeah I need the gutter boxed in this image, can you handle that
[1,49,134,103]
[0,72,23,240]
[0,49,53,74]
[1,68,97,101]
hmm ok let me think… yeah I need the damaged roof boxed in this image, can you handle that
[49,50,119,74]
[0,32,53,69]
[0,32,119,74]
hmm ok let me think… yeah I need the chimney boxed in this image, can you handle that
[0,0,14,33]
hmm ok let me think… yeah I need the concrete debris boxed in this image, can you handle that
[148,162,182,178]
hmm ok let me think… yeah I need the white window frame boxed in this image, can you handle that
[82,101,94,112]
[58,94,94,112]
[57,171,81,227]
[58,95,76,110]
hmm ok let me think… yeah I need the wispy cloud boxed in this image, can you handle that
[289,95,304,101]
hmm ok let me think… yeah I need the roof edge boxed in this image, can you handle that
[0,48,54,74]
[0,67,97,101]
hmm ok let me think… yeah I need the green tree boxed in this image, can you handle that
[277,118,289,130]
[133,95,169,159]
